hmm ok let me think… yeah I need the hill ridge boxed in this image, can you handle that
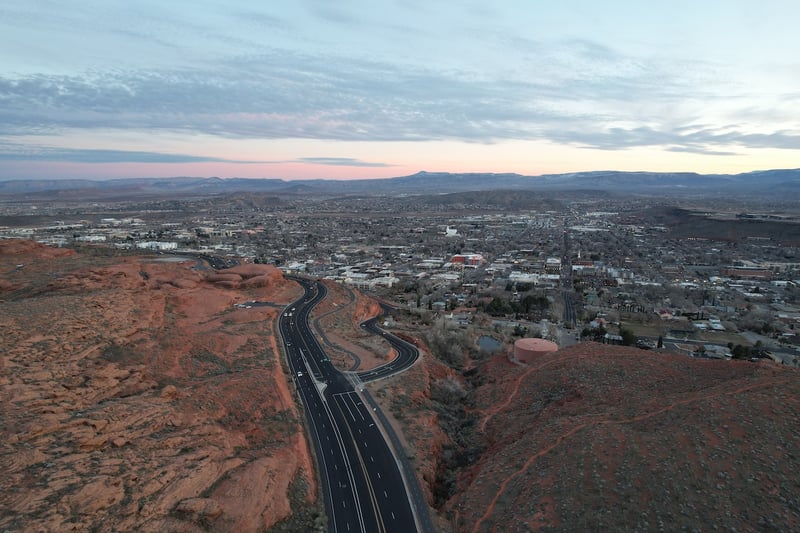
[2,168,799,198]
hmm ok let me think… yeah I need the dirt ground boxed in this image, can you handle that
[457,344,800,532]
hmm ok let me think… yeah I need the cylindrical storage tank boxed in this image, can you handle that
[514,337,558,363]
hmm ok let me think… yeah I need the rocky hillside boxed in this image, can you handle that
[448,344,800,532]
[0,240,320,532]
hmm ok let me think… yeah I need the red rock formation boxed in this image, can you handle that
[0,241,315,532]
[204,264,281,291]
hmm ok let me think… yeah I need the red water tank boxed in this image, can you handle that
[514,337,558,363]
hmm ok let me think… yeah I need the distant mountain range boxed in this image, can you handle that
[1,169,799,198]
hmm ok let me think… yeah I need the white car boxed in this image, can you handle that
[297,371,303,377]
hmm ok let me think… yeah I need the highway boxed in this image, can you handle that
[356,316,420,383]
[279,278,426,533]
[560,223,579,329]
[562,289,577,329]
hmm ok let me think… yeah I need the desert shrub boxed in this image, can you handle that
[429,376,484,507]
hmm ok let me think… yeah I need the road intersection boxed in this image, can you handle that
[279,277,431,533]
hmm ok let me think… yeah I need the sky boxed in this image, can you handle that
[1,1,799,181]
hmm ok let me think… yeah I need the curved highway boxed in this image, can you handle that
[279,278,428,533]
[356,317,420,383]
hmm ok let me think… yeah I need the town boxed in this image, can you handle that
[2,189,799,366]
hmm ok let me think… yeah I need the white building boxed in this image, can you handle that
[509,272,541,284]
[136,241,178,251]
[76,235,107,242]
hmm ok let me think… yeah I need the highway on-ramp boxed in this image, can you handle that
[356,317,420,383]
[279,278,427,533]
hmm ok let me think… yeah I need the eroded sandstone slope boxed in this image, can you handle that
[0,241,317,532]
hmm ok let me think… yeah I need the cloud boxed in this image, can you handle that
[0,50,662,140]
[296,157,392,167]
[0,43,796,156]
[0,144,265,164]
[543,122,800,154]
[665,146,741,157]
[0,142,393,168]
[304,1,360,25]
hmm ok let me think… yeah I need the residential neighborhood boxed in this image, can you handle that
[2,191,799,366]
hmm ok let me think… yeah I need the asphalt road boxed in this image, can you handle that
[279,278,425,533]
[561,226,577,329]
[355,318,420,383]
[562,290,577,329]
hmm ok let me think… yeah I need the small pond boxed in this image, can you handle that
[477,335,502,353]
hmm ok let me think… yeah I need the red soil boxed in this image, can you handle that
[312,281,391,371]
[0,241,315,532]
[452,343,800,532]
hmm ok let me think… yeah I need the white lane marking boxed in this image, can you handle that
[337,394,358,422]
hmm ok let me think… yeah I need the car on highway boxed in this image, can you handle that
[297,371,303,377]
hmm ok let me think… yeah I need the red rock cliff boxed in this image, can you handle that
[0,242,317,532]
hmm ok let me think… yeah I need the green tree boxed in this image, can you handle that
[731,344,750,359]
[619,327,636,346]
[582,326,607,341]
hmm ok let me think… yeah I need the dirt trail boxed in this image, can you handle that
[478,365,538,433]
[478,354,585,433]
[471,374,793,533]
